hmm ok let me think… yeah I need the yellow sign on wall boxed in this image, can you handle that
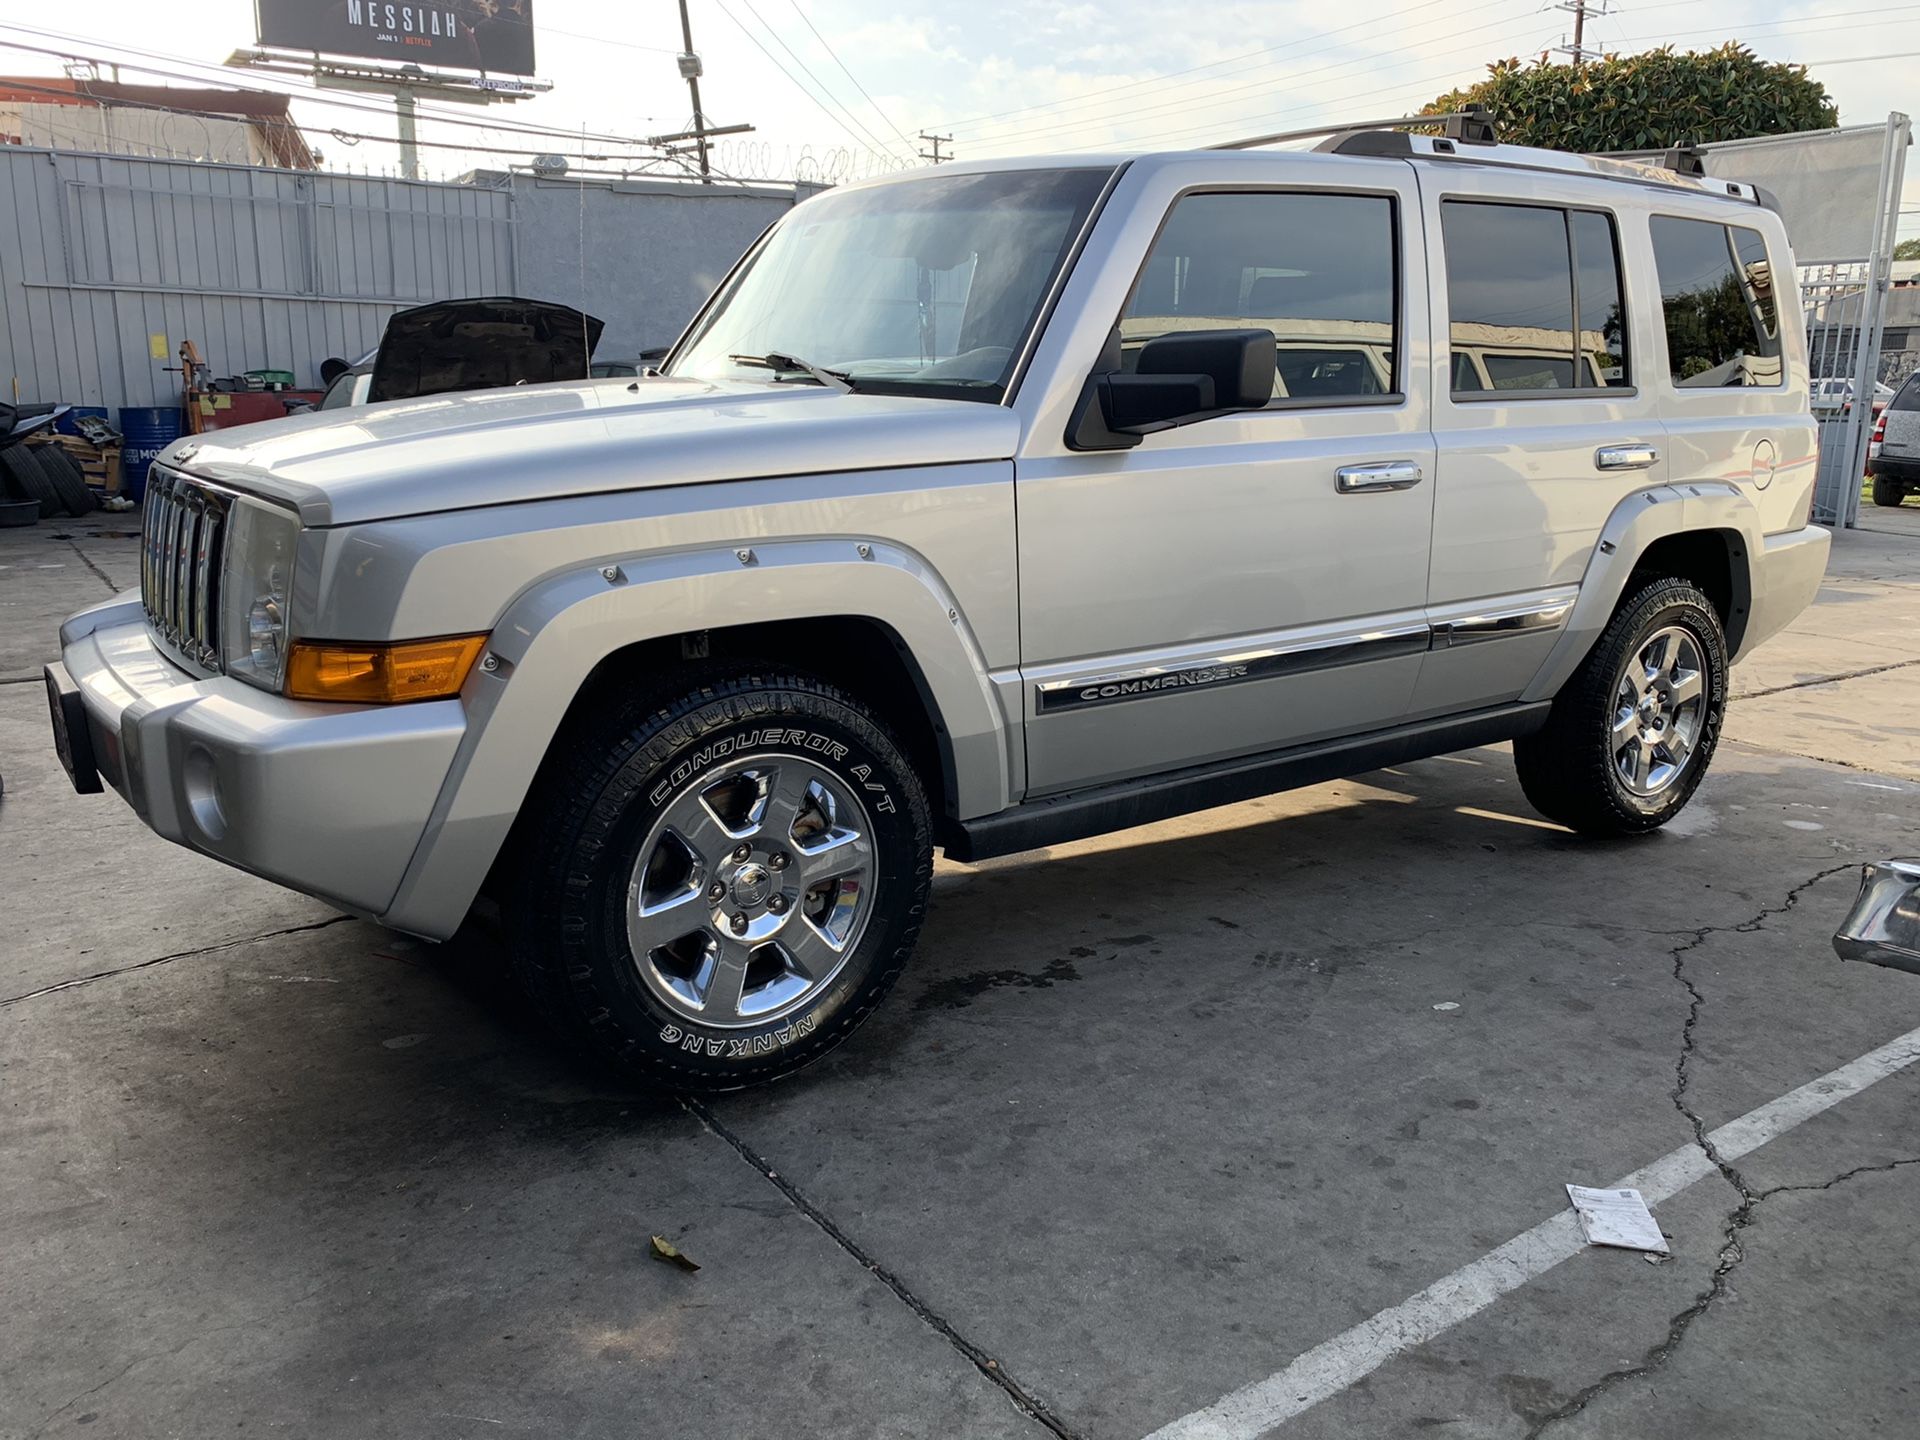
[148,333,168,361]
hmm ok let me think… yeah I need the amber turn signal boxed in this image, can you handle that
[285,634,489,703]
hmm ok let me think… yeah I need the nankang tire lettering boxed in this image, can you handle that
[658,1012,818,1056]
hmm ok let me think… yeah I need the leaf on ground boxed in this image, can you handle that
[650,1235,700,1272]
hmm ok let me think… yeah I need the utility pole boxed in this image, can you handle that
[1551,0,1610,64]
[393,87,419,180]
[917,132,953,164]
[676,0,710,182]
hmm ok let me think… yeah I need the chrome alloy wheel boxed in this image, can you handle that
[1612,625,1708,797]
[626,754,876,1027]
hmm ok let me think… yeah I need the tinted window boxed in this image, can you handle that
[1122,191,1398,401]
[1651,216,1784,387]
[1888,375,1920,412]
[1442,201,1629,394]
[1572,210,1629,385]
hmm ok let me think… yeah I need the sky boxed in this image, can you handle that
[1,1,1915,227]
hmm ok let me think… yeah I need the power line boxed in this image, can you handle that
[784,0,918,153]
[962,1,1541,150]
[917,132,953,164]
[0,74,675,168]
[726,0,908,162]
[931,0,1463,134]
[1551,0,1611,65]
[0,27,663,147]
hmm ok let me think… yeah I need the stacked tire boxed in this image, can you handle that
[0,444,97,520]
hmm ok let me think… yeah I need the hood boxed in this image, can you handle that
[369,297,605,402]
[162,377,1021,527]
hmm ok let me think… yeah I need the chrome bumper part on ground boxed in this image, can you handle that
[1834,859,1920,977]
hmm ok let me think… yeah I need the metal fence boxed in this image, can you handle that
[0,146,515,411]
[1803,261,1882,528]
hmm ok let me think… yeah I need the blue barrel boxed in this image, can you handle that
[55,405,108,437]
[118,406,184,505]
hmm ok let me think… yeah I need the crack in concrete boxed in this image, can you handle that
[1756,1153,1920,1199]
[0,915,353,1007]
[1524,863,1858,1439]
[60,535,119,596]
[1733,655,1920,701]
[680,1095,1081,1440]
[28,1282,329,1436]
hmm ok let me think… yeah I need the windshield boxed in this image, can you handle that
[669,167,1114,401]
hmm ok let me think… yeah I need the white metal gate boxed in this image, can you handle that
[1705,116,1911,528]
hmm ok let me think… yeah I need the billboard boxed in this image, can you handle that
[255,1,537,77]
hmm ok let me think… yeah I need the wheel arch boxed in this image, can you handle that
[555,614,960,844]
[1524,483,1762,703]
[379,539,1014,939]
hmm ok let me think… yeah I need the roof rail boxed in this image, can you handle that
[1203,107,1760,208]
[1599,143,1709,177]
[1312,129,1762,206]
[1207,110,1471,152]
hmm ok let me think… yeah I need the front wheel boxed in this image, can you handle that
[505,668,933,1090]
[1514,578,1729,835]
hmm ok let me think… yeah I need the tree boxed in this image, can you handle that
[1895,239,1920,261]
[1425,44,1837,153]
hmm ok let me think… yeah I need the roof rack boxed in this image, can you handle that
[1207,109,1478,152]
[1204,106,1762,208]
[1599,143,1709,177]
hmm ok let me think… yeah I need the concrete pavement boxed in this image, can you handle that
[3,514,1917,1440]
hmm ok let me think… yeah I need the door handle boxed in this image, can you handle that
[1596,443,1660,472]
[1336,460,1424,493]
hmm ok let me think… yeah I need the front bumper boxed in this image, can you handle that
[55,594,467,917]
[1737,524,1830,661]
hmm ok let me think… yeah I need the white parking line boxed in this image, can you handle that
[1145,1022,1920,1440]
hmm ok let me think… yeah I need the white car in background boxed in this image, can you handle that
[1810,377,1895,419]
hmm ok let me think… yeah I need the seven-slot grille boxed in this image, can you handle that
[140,468,228,672]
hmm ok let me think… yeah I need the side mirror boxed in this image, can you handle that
[1833,858,1920,976]
[1068,328,1276,451]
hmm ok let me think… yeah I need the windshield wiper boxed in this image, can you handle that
[727,351,855,392]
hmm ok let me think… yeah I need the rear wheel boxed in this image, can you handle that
[505,667,933,1090]
[1515,577,1728,835]
[1872,473,1908,508]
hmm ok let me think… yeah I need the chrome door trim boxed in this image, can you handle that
[1034,624,1430,715]
[1336,459,1425,492]
[1427,588,1578,648]
[1595,443,1660,472]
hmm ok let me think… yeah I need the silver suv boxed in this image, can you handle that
[47,131,1830,1089]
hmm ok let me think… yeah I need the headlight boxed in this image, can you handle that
[219,496,300,693]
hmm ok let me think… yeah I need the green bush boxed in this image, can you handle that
[1425,44,1837,152]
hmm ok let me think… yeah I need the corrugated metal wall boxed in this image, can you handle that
[0,146,515,411]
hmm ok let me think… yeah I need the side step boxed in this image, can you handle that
[945,702,1551,862]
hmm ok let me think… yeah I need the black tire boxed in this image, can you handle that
[504,666,934,1091]
[0,444,58,519]
[1514,577,1729,836]
[34,446,96,516]
[1872,473,1907,508]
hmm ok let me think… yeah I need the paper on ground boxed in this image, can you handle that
[1564,1184,1670,1253]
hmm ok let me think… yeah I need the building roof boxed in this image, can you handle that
[0,76,316,169]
